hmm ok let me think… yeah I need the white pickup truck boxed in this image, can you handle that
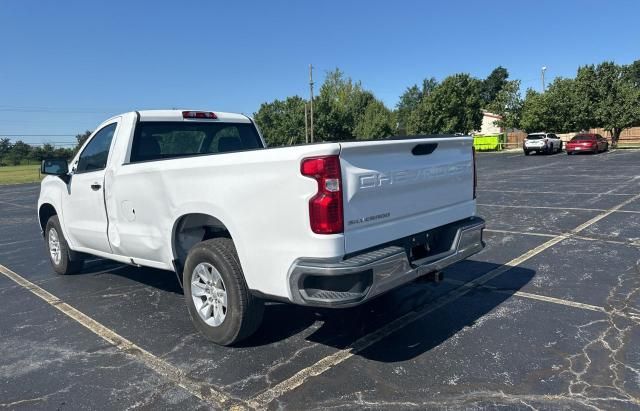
[38,110,485,345]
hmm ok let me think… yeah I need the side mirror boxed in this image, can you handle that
[41,159,69,176]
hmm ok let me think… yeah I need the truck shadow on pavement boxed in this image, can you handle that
[77,259,184,294]
[249,261,535,361]
[76,258,535,359]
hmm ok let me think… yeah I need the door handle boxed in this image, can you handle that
[91,182,102,191]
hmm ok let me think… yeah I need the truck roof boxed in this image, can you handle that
[108,110,252,123]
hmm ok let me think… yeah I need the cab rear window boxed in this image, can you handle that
[571,135,595,141]
[130,122,263,162]
[526,135,544,140]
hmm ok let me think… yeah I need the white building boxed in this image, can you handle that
[476,111,503,135]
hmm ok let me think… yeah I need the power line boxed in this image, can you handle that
[0,134,76,137]
[0,105,130,114]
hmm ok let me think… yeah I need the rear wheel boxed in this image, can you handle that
[45,215,84,275]
[524,150,530,156]
[183,238,264,346]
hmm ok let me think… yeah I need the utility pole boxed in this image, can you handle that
[541,66,547,92]
[309,64,314,143]
[304,103,309,144]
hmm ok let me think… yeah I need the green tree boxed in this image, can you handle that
[396,77,438,134]
[41,143,56,159]
[10,140,32,164]
[481,66,509,106]
[570,62,640,146]
[0,138,11,158]
[629,59,640,88]
[546,78,578,133]
[75,130,92,153]
[253,96,306,146]
[520,89,550,132]
[54,147,74,159]
[314,69,375,141]
[407,73,483,135]
[486,79,523,130]
[396,85,422,134]
[521,78,578,133]
[354,99,394,139]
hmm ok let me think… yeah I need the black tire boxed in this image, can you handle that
[183,238,264,346]
[524,150,530,156]
[45,215,84,275]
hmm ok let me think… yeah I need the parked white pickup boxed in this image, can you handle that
[38,110,485,345]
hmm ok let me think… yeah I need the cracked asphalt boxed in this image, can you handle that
[1,149,639,410]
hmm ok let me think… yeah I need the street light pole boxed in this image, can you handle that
[309,64,314,143]
[304,103,309,144]
[541,66,547,92]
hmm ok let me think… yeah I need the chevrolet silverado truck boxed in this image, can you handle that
[38,110,485,345]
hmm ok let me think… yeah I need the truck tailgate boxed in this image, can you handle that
[339,137,475,254]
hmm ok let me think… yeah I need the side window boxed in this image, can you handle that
[76,123,117,173]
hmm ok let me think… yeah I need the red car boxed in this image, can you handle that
[566,134,609,155]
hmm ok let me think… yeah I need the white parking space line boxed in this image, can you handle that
[0,199,34,210]
[444,278,606,313]
[484,229,640,246]
[0,239,34,247]
[513,291,606,312]
[479,181,633,186]
[0,264,234,409]
[477,203,640,215]
[478,189,633,196]
[246,191,640,409]
[484,229,556,238]
[484,172,628,180]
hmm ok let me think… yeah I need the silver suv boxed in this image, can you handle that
[523,133,563,155]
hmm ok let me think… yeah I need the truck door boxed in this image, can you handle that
[61,122,118,254]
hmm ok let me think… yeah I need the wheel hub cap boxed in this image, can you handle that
[48,228,61,265]
[191,262,227,327]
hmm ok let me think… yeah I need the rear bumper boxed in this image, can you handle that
[288,217,485,307]
[566,146,596,152]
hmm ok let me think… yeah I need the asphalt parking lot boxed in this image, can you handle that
[1,149,640,410]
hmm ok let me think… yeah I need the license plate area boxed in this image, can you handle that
[405,224,459,263]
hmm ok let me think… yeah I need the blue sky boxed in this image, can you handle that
[1,0,639,144]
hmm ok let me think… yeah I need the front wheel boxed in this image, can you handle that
[45,215,84,275]
[183,238,264,346]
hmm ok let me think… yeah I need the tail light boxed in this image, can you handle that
[472,146,477,199]
[301,155,343,234]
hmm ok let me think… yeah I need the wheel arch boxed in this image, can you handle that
[38,203,58,235]
[170,212,239,282]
